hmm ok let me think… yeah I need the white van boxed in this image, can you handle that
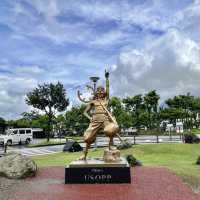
[0,128,33,145]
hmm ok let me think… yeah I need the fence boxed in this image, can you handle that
[125,134,184,145]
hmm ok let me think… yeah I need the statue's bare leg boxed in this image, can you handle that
[108,137,113,150]
[85,143,90,159]
[80,143,90,160]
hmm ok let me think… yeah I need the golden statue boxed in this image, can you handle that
[78,70,120,160]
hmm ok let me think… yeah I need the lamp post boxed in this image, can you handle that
[90,76,99,93]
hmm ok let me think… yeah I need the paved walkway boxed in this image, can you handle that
[10,167,200,200]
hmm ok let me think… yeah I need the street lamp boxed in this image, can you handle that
[90,76,99,92]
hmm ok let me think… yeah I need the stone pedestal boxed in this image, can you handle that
[65,157,131,184]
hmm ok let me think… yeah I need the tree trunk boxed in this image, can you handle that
[136,111,140,133]
[47,114,53,142]
[148,110,151,130]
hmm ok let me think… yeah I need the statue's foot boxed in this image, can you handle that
[79,155,86,160]
[109,146,117,151]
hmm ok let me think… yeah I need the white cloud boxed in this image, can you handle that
[111,29,200,100]
[177,0,200,42]
[0,73,37,119]
[90,30,126,47]
[1,0,176,47]
[1,0,200,119]
[0,64,68,119]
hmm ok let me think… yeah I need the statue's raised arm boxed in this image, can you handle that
[105,70,109,100]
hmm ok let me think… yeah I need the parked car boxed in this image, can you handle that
[0,128,33,146]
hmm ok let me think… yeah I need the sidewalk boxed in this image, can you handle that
[9,166,200,200]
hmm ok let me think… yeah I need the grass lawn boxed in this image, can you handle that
[191,129,200,134]
[32,143,200,193]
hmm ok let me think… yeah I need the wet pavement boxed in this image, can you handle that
[8,166,200,200]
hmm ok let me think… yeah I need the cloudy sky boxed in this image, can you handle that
[0,0,200,119]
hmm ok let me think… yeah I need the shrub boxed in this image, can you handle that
[184,134,200,144]
[126,154,142,167]
[196,156,200,165]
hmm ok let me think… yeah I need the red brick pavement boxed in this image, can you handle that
[12,166,200,200]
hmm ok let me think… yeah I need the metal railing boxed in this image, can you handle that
[126,134,184,145]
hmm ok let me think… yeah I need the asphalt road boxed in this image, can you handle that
[6,135,183,156]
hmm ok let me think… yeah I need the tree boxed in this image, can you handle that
[109,97,132,130]
[26,82,69,141]
[109,97,123,118]
[191,98,200,128]
[123,95,143,132]
[21,111,40,121]
[165,93,194,129]
[31,114,49,130]
[65,105,89,135]
[160,108,185,125]
[0,117,6,133]
[144,90,160,130]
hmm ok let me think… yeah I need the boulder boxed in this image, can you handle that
[63,141,83,152]
[0,152,37,179]
[117,140,132,150]
[126,154,142,167]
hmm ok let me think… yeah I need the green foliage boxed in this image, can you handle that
[144,90,160,112]
[109,97,132,129]
[4,88,200,136]
[21,111,40,121]
[123,95,143,130]
[0,117,6,133]
[31,115,49,130]
[165,93,197,129]
[7,118,31,128]
[166,93,194,109]
[26,82,69,112]
[0,117,5,126]
[26,82,69,141]
[65,104,89,135]
[160,108,185,124]
[144,90,160,129]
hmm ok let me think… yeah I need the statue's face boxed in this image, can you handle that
[96,87,106,99]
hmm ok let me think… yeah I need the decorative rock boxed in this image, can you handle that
[0,152,37,179]
[126,154,142,167]
[103,148,121,162]
[117,140,132,150]
[196,156,200,165]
